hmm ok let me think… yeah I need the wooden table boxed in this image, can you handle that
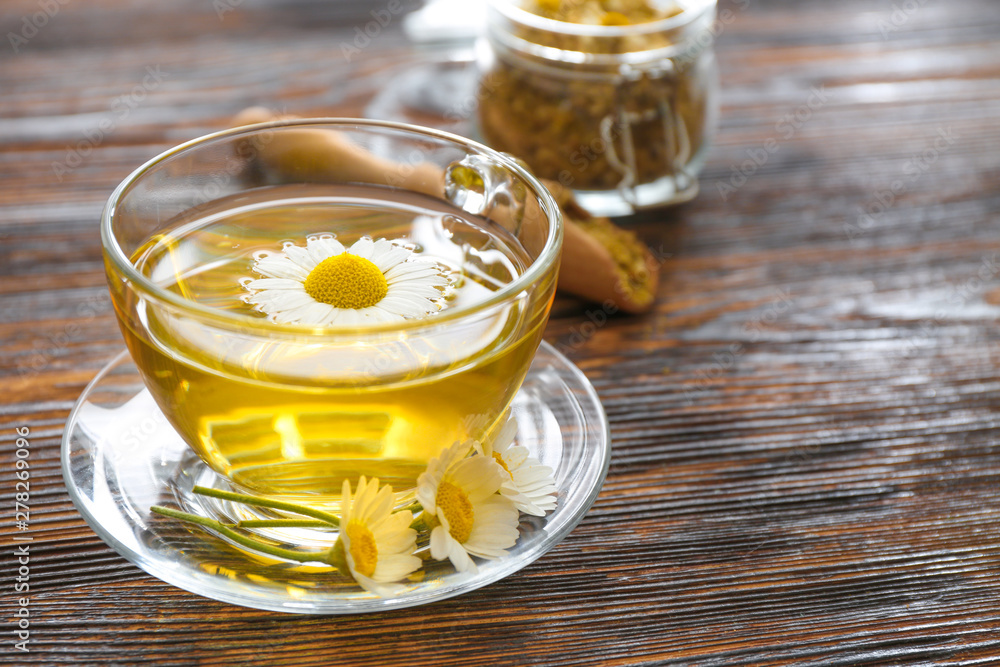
[3,0,1000,664]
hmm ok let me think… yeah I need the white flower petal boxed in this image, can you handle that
[248,290,314,309]
[385,284,444,300]
[517,465,558,485]
[254,256,310,281]
[465,537,518,560]
[467,530,519,550]
[370,238,392,253]
[281,243,319,271]
[372,246,410,272]
[514,475,558,494]
[502,487,552,516]
[494,417,519,450]
[322,311,347,327]
[416,480,441,517]
[465,510,519,557]
[244,278,304,291]
[349,237,375,259]
[429,524,452,561]
[368,306,408,323]
[369,506,412,533]
[374,554,423,580]
[376,296,438,318]
[340,309,368,326]
[372,525,415,554]
[449,457,504,502]
[368,238,394,262]
[502,446,530,469]
[357,306,401,324]
[448,544,477,573]
[267,304,314,323]
[308,236,345,261]
[476,493,519,517]
[352,571,405,597]
[340,478,355,517]
[293,302,336,324]
[384,262,443,282]
[432,524,478,574]
[365,485,395,524]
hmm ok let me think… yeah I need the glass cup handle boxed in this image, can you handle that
[445,153,528,235]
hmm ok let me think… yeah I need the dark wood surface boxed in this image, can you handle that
[3,0,1000,664]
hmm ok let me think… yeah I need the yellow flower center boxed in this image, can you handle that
[304,253,388,310]
[345,520,378,578]
[492,452,511,478]
[437,480,474,544]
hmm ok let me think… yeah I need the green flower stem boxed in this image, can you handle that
[150,505,333,564]
[410,508,436,532]
[192,485,340,527]
[237,519,333,529]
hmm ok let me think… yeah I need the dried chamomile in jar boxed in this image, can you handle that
[478,0,718,214]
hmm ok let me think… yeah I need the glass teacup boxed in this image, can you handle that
[102,119,562,505]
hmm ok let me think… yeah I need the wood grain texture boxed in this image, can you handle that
[2,0,1000,664]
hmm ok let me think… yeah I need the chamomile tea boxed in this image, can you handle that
[112,183,553,500]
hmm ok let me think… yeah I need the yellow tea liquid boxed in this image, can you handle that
[116,185,547,501]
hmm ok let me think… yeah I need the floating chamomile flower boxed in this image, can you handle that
[242,235,451,326]
[477,414,557,517]
[417,441,520,574]
[337,476,422,597]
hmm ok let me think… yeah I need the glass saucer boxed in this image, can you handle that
[61,341,610,614]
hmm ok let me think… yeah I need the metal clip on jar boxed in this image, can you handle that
[477,0,718,216]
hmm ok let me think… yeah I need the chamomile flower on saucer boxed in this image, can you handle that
[338,476,421,597]
[417,441,520,574]
[242,235,450,326]
[477,414,557,517]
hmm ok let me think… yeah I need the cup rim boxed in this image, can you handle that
[101,117,563,336]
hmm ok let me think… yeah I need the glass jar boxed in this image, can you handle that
[477,0,719,216]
